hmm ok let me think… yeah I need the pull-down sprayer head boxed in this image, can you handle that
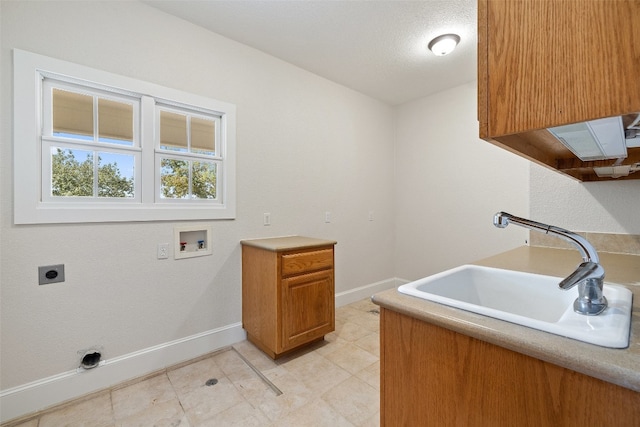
[493,212,598,263]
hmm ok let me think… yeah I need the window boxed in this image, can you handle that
[14,49,236,224]
[157,106,221,201]
[42,81,140,202]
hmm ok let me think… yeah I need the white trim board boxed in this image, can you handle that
[0,323,246,423]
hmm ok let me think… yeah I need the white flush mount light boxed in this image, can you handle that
[428,34,461,56]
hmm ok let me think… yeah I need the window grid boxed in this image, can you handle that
[14,49,236,224]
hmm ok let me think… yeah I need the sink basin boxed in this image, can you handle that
[397,265,633,348]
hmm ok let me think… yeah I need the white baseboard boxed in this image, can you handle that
[335,277,402,307]
[0,322,246,424]
[1,278,404,424]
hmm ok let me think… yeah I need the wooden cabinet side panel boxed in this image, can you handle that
[242,245,279,353]
[486,0,640,136]
[477,0,489,138]
[281,269,335,352]
[380,309,640,427]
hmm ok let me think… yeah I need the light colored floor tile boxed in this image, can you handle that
[354,332,380,357]
[212,349,256,382]
[195,401,270,426]
[247,372,315,422]
[180,375,247,425]
[349,312,380,333]
[312,336,350,357]
[114,398,188,427]
[324,343,378,375]
[232,341,278,372]
[166,355,225,396]
[336,306,367,323]
[38,392,114,427]
[322,375,379,427]
[14,299,382,427]
[355,360,380,390]
[112,373,178,420]
[346,298,379,314]
[231,373,275,402]
[283,353,352,395]
[6,419,38,427]
[360,411,381,427]
[274,345,324,370]
[333,321,378,342]
[273,398,355,427]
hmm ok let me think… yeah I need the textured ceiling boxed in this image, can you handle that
[146,0,477,106]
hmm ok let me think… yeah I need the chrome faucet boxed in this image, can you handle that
[493,212,607,315]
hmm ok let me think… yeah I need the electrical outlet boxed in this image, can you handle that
[157,243,169,259]
[38,264,65,285]
[325,211,332,223]
[264,212,271,226]
[368,210,375,221]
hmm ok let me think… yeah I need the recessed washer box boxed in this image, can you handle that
[174,225,212,259]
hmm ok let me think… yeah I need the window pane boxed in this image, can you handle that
[160,111,187,152]
[98,152,135,198]
[52,89,93,140]
[98,98,134,145]
[51,147,94,197]
[192,161,217,199]
[191,117,216,155]
[160,158,189,198]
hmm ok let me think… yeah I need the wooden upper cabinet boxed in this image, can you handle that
[478,0,640,181]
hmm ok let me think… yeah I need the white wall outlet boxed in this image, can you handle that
[325,211,332,223]
[263,212,271,226]
[368,210,375,221]
[157,243,169,259]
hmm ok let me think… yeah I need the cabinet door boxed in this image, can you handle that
[480,0,640,138]
[281,269,335,352]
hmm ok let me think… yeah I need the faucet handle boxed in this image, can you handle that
[558,261,605,290]
[559,261,607,315]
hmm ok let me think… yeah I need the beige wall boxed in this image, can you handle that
[530,163,640,235]
[393,82,529,281]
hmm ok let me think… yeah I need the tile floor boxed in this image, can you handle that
[6,298,381,427]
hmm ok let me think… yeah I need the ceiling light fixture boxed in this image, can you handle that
[428,33,461,56]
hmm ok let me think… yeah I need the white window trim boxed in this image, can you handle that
[13,49,236,224]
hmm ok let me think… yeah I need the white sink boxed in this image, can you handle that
[398,265,633,348]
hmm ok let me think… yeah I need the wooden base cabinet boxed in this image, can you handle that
[241,237,336,359]
[380,308,640,426]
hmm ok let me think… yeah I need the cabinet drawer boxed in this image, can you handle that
[281,248,333,276]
